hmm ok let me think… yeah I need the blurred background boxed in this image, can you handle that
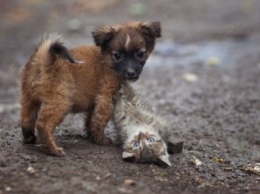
[1,0,260,98]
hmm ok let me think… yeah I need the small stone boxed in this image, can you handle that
[103,173,112,179]
[27,166,36,174]
[243,163,260,175]
[124,179,136,186]
[5,187,12,192]
[191,156,202,166]
[224,167,233,171]
[254,164,260,173]
[183,73,198,82]
[214,157,223,163]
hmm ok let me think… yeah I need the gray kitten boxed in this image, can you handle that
[113,82,172,166]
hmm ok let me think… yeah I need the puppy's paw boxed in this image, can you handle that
[83,130,91,140]
[49,146,66,157]
[23,135,37,144]
[93,136,112,146]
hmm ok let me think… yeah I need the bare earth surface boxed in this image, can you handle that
[0,0,260,193]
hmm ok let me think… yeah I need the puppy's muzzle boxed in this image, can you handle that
[125,68,139,81]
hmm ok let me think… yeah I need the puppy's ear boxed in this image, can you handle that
[92,26,115,47]
[140,21,161,43]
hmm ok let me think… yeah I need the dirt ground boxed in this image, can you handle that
[0,0,260,193]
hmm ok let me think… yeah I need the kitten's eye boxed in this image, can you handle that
[112,51,124,62]
[132,141,140,148]
[135,50,145,60]
[147,137,155,143]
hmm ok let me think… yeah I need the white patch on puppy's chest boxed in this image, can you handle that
[125,34,131,49]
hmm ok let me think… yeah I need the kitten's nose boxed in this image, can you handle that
[138,132,146,140]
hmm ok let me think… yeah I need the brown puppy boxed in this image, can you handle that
[19,21,161,156]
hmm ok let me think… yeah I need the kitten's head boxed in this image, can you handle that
[92,21,161,81]
[122,125,171,167]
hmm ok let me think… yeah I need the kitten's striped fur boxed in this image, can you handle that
[113,82,171,166]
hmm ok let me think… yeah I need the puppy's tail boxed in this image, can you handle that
[31,34,80,67]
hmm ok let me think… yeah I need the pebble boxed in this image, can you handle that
[191,156,202,166]
[124,179,136,186]
[5,187,12,192]
[27,166,36,174]
[103,173,112,179]
[183,73,198,82]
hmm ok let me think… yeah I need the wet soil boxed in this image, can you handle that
[0,0,260,193]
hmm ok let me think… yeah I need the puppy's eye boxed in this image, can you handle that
[112,51,123,62]
[132,141,140,148]
[147,137,155,143]
[135,50,145,60]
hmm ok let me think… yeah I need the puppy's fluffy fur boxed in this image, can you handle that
[19,21,161,156]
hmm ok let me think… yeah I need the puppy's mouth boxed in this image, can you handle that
[126,76,139,82]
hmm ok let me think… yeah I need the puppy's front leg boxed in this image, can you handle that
[89,76,120,145]
[90,94,114,145]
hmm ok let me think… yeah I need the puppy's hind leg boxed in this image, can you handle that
[20,95,41,144]
[36,102,70,156]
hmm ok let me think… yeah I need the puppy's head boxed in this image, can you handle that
[92,21,161,81]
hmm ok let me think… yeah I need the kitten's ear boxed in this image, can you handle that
[158,154,171,167]
[92,26,115,47]
[122,151,135,162]
[167,135,184,154]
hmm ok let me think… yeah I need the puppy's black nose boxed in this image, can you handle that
[126,71,136,78]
